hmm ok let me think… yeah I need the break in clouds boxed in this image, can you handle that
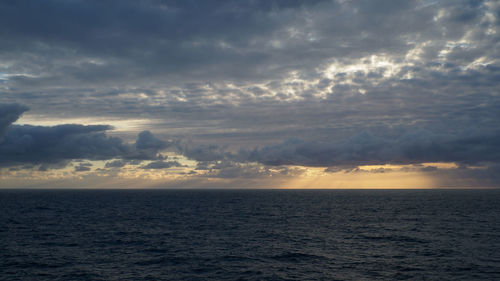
[0,0,499,186]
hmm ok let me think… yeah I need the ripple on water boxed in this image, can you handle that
[1,189,500,280]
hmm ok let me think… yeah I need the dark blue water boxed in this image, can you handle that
[1,189,500,280]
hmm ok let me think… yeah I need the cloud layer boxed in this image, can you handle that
[0,1,499,187]
[241,130,500,167]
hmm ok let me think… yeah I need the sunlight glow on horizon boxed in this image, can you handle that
[1,161,457,189]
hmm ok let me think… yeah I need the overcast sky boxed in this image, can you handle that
[1,0,499,188]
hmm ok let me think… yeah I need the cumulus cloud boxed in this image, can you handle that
[0,124,127,167]
[140,160,182,170]
[104,159,129,168]
[74,162,92,172]
[0,104,169,169]
[136,130,169,150]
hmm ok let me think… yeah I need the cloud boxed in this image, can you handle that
[0,124,127,167]
[1,1,497,151]
[140,160,182,170]
[38,161,70,172]
[206,161,271,179]
[431,163,500,188]
[0,104,169,169]
[420,166,438,172]
[0,1,499,187]
[192,159,304,179]
[181,144,230,162]
[0,103,29,140]
[183,128,500,177]
[0,126,170,168]
[104,159,128,168]
[136,130,169,150]
[74,162,92,172]
[242,130,500,167]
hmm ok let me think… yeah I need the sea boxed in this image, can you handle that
[1,189,500,280]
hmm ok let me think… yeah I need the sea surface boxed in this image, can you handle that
[1,189,500,280]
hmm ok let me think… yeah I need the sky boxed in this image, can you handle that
[0,0,499,188]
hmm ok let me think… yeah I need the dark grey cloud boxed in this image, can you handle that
[0,124,127,167]
[74,162,92,172]
[0,103,29,139]
[181,143,230,162]
[0,105,169,168]
[178,128,500,184]
[241,130,500,167]
[0,126,170,168]
[140,160,182,170]
[0,0,330,88]
[38,161,70,172]
[136,130,169,150]
[104,159,129,168]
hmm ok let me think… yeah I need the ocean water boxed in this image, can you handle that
[1,189,500,280]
